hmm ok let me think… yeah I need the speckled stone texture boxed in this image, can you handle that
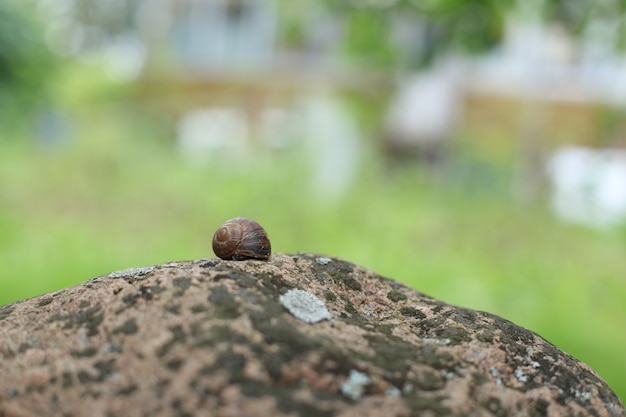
[0,254,623,417]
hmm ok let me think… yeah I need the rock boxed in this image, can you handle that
[0,254,623,417]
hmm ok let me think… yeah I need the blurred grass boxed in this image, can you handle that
[0,64,625,403]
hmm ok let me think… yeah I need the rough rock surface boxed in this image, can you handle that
[0,254,623,417]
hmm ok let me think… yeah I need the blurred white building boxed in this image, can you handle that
[547,146,626,227]
[139,0,277,75]
[384,58,463,167]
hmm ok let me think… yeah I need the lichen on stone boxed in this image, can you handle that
[109,266,155,280]
[340,369,371,400]
[279,288,331,324]
[385,386,402,397]
[515,368,528,383]
[315,257,332,265]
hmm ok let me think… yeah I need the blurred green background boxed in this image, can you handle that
[1,0,625,403]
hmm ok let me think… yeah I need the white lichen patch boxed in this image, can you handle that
[514,368,528,383]
[440,370,455,380]
[109,266,155,280]
[572,389,592,402]
[385,386,401,397]
[279,289,332,324]
[340,370,371,400]
[316,257,332,265]
[422,337,451,346]
[490,367,503,386]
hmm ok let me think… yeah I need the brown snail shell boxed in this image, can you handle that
[212,218,271,261]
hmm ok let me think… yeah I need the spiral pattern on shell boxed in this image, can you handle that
[212,218,271,261]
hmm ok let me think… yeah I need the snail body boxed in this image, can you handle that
[212,218,271,261]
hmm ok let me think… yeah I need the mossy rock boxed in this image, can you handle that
[0,254,623,417]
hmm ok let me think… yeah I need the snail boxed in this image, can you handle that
[212,218,271,261]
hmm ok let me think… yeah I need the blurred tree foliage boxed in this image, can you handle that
[0,0,57,131]
[3,0,626,131]
[321,0,509,69]
[319,0,626,69]
[45,0,626,73]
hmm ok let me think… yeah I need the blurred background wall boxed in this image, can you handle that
[1,0,625,402]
